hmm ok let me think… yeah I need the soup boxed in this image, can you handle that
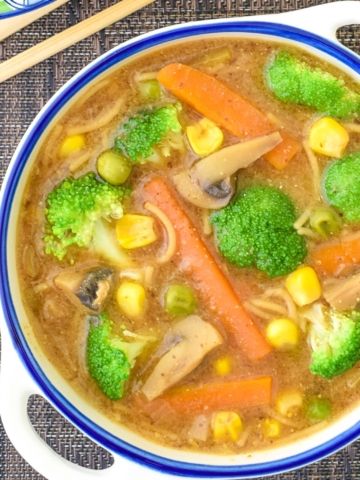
[17,38,360,453]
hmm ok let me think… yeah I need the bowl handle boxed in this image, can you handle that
[251,1,360,43]
[0,332,176,480]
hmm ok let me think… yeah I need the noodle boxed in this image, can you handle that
[75,79,110,107]
[201,209,212,236]
[120,268,144,282]
[297,226,320,241]
[244,302,275,321]
[293,208,312,230]
[135,71,158,82]
[144,265,155,286]
[66,97,125,135]
[69,151,92,172]
[99,126,116,150]
[294,207,321,241]
[33,282,50,294]
[144,202,177,264]
[263,287,298,320]
[120,266,155,286]
[246,286,298,322]
[236,427,251,448]
[303,140,320,199]
[262,407,299,428]
[249,298,288,316]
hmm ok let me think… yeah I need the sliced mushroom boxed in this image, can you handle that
[193,131,282,189]
[204,179,233,199]
[173,171,233,209]
[54,268,114,311]
[323,272,360,311]
[141,315,223,401]
[173,132,281,209]
[54,270,84,294]
[188,415,210,442]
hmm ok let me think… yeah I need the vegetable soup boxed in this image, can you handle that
[17,39,360,453]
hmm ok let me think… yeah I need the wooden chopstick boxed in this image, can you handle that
[0,0,155,83]
[0,0,69,43]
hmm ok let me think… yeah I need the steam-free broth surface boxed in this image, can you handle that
[17,38,360,453]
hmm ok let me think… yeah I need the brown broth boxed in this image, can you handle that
[17,38,360,453]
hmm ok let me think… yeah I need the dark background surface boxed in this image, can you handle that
[0,0,359,478]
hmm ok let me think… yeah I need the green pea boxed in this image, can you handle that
[165,284,197,316]
[305,396,332,423]
[309,206,342,239]
[97,150,132,185]
[137,79,161,102]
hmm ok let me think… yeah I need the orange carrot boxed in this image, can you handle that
[142,377,273,416]
[264,132,301,170]
[158,63,273,138]
[157,63,300,169]
[312,234,360,276]
[144,177,271,360]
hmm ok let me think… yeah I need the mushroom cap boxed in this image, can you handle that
[172,132,282,209]
[141,315,223,400]
[172,171,234,209]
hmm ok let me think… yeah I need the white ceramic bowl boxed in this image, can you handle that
[0,3,359,479]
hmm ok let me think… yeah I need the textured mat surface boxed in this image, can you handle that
[0,0,359,478]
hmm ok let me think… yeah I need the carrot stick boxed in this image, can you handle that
[158,63,272,138]
[264,132,301,170]
[157,63,300,169]
[144,177,271,360]
[312,234,360,276]
[142,377,273,415]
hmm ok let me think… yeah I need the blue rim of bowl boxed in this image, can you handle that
[1,21,360,478]
[0,0,55,18]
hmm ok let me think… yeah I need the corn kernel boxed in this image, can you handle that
[285,266,322,307]
[186,118,224,157]
[214,356,232,376]
[265,318,299,351]
[59,134,86,158]
[116,214,157,249]
[309,117,349,158]
[116,281,146,318]
[262,418,282,439]
[276,389,304,417]
[211,411,243,442]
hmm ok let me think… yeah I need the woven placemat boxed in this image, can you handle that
[0,1,359,478]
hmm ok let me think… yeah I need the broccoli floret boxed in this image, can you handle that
[303,303,360,379]
[86,313,148,400]
[266,51,360,119]
[114,104,183,163]
[211,185,307,278]
[44,173,128,260]
[323,152,360,223]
